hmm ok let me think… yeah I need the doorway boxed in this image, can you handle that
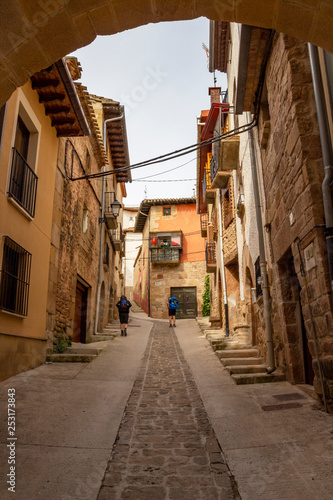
[73,281,88,343]
[278,251,314,385]
[170,287,197,319]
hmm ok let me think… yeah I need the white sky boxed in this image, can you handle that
[71,17,227,206]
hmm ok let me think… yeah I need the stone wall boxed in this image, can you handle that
[150,260,207,319]
[259,33,333,403]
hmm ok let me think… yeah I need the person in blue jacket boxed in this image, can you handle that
[167,296,178,327]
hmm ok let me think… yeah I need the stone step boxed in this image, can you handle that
[217,348,259,359]
[47,353,97,363]
[231,372,286,385]
[88,334,116,342]
[218,356,265,366]
[226,364,267,374]
[65,346,103,355]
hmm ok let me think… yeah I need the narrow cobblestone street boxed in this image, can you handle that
[98,322,238,500]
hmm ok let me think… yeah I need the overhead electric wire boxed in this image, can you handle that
[69,113,258,182]
[68,27,272,184]
[133,156,196,181]
[134,178,196,182]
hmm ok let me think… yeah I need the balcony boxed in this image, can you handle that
[151,247,180,265]
[206,242,216,273]
[110,224,124,253]
[104,192,118,230]
[200,212,208,237]
[210,153,231,189]
[211,136,239,189]
[203,170,215,204]
[8,148,38,218]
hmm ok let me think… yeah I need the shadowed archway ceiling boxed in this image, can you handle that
[1,0,333,106]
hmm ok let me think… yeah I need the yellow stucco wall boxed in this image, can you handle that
[0,80,58,380]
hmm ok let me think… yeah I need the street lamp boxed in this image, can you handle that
[99,198,122,223]
[110,199,122,218]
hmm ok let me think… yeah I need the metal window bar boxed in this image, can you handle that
[151,248,180,262]
[8,148,38,218]
[206,242,216,265]
[0,236,31,316]
[255,256,263,298]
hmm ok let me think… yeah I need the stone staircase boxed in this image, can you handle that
[196,317,285,385]
[47,322,119,363]
[47,343,106,363]
[216,348,285,385]
[89,322,119,342]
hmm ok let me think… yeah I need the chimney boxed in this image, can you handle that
[209,87,221,105]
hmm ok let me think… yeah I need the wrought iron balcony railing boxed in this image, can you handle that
[8,148,38,217]
[110,223,124,252]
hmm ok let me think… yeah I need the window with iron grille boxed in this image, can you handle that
[0,237,32,316]
[255,256,262,298]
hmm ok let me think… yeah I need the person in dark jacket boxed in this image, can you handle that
[116,295,132,336]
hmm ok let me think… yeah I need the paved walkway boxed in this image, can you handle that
[98,321,238,499]
[0,315,332,500]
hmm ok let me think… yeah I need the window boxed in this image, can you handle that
[150,232,182,248]
[163,207,171,216]
[82,206,88,233]
[104,243,110,267]
[150,232,182,264]
[0,237,32,316]
[7,99,40,218]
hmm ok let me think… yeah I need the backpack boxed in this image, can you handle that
[169,297,178,309]
[119,298,128,311]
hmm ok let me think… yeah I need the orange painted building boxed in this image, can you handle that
[133,198,207,319]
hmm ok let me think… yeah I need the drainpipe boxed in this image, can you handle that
[247,112,275,373]
[217,189,229,336]
[94,110,124,334]
[308,44,333,304]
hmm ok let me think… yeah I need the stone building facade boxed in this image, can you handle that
[209,20,333,407]
[0,58,90,380]
[46,58,130,351]
[133,198,207,319]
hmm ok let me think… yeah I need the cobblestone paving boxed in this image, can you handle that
[98,322,239,500]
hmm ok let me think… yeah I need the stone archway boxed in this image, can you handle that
[1,1,333,107]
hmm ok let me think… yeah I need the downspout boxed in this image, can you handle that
[247,112,275,373]
[94,110,124,334]
[308,43,333,304]
[217,189,229,336]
